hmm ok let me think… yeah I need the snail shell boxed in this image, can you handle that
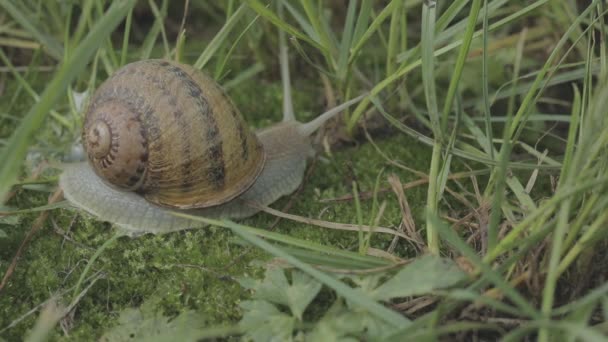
[82,59,264,209]
[60,59,364,236]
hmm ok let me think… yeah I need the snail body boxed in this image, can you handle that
[60,59,361,236]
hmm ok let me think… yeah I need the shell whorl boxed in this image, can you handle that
[83,59,265,209]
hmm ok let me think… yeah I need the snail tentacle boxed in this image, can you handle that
[296,94,368,137]
[279,17,295,123]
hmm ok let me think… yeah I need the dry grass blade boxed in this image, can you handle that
[387,173,425,251]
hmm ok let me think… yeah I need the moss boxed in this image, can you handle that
[0,62,433,340]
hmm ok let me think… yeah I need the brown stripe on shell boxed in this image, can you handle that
[135,63,196,191]
[151,60,227,190]
[218,86,250,161]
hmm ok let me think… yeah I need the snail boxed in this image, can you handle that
[59,59,364,236]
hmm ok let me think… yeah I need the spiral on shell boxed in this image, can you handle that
[83,59,265,209]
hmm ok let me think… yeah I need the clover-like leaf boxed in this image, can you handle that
[99,307,206,342]
[239,300,296,342]
[307,300,397,341]
[244,267,322,320]
[370,254,468,301]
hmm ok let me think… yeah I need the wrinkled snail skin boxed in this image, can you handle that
[60,59,361,236]
[60,121,310,236]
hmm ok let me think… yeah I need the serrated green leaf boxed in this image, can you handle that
[370,255,467,301]
[250,268,322,320]
[99,307,206,342]
[308,300,396,341]
[254,267,290,306]
[287,271,323,320]
[239,300,296,342]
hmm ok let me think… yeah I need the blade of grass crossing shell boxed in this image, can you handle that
[221,219,412,328]
[0,0,137,204]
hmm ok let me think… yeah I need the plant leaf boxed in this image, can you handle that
[99,308,206,342]
[239,300,296,342]
[308,300,396,341]
[370,255,467,301]
[244,267,322,320]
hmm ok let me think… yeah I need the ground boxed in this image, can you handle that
[0,74,432,339]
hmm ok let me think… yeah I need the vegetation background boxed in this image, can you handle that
[0,0,607,340]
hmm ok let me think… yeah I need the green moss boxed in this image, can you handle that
[0,65,433,340]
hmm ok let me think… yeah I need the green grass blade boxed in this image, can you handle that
[336,0,358,80]
[428,213,541,319]
[0,0,137,203]
[221,219,412,328]
[172,212,391,268]
[440,0,481,132]
[245,0,326,54]
[508,0,601,139]
[348,0,395,65]
[194,4,247,70]
[0,0,63,60]
[481,0,494,160]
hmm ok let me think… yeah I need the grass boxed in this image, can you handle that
[1,0,608,340]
